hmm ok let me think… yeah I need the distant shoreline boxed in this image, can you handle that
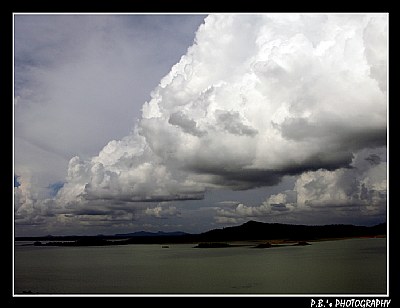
[15,235,387,248]
[15,220,386,247]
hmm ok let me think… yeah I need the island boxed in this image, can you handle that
[194,242,232,248]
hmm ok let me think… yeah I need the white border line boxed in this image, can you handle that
[385,12,389,298]
[12,12,16,297]
[12,12,390,298]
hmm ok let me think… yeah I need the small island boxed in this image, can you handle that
[294,241,311,246]
[254,242,273,248]
[194,242,232,248]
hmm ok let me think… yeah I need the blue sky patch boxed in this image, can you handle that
[48,181,64,197]
[14,175,21,187]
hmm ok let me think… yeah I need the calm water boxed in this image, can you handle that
[14,238,387,294]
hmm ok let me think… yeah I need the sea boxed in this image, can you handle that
[14,237,387,295]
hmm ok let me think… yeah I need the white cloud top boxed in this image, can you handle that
[60,14,386,201]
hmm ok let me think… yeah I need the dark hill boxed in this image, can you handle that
[199,220,386,241]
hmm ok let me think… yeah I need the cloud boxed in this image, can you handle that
[168,111,206,137]
[215,216,238,224]
[14,14,387,233]
[215,148,387,225]
[363,17,387,92]
[57,14,387,205]
[365,154,381,165]
[145,204,180,218]
[215,110,258,137]
[14,14,206,197]
[14,175,56,227]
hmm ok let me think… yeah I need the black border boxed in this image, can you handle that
[5,4,13,306]
[7,3,394,307]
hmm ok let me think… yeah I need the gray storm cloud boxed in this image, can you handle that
[215,148,387,225]
[56,13,387,207]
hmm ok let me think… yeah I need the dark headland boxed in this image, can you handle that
[16,220,386,247]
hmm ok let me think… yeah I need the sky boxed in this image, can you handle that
[14,13,388,236]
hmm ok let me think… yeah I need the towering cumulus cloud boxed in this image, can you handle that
[58,14,387,207]
[15,14,386,233]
